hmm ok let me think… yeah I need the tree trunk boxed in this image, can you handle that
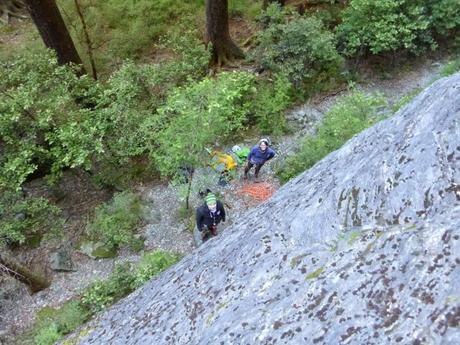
[23,0,84,69]
[205,0,244,66]
[0,252,50,293]
[73,0,97,80]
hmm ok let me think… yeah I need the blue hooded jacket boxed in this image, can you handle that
[247,145,275,165]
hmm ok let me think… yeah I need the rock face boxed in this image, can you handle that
[73,73,460,345]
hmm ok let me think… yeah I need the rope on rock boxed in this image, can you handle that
[236,182,276,202]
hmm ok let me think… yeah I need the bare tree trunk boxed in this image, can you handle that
[205,0,244,66]
[23,0,84,70]
[73,0,97,80]
[0,252,50,293]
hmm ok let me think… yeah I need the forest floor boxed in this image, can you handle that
[0,16,452,343]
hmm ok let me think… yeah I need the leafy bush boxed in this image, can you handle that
[429,0,460,36]
[34,323,60,345]
[31,301,88,345]
[132,251,182,288]
[251,73,293,135]
[337,0,437,56]
[277,90,387,182]
[92,32,210,183]
[440,57,460,77]
[81,250,180,313]
[81,264,136,314]
[0,191,62,245]
[253,4,343,92]
[153,71,256,178]
[86,191,145,249]
[24,250,179,344]
[0,50,103,190]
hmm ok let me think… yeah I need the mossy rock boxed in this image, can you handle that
[79,241,118,259]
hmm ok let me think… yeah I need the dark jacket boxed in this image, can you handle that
[247,145,275,165]
[196,200,226,230]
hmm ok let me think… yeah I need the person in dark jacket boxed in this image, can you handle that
[244,138,275,180]
[196,193,226,242]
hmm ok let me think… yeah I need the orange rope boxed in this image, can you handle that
[236,182,277,202]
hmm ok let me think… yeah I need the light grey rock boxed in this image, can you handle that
[71,73,460,345]
[49,246,76,272]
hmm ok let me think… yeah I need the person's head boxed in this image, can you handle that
[206,193,217,212]
[259,138,269,152]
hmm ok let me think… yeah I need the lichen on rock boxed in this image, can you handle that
[68,73,460,345]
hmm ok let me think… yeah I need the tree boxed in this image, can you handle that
[205,0,244,66]
[23,0,84,69]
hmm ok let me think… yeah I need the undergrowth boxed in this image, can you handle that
[19,250,181,345]
[277,90,387,183]
[86,191,145,250]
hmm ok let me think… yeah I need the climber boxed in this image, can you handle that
[195,192,226,242]
[244,138,275,181]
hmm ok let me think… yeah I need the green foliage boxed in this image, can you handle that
[34,323,60,345]
[0,191,62,245]
[429,0,460,36]
[277,90,387,182]
[337,0,458,56]
[86,191,145,249]
[132,251,182,288]
[32,301,88,345]
[58,0,204,71]
[251,73,293,135]
[81,263,135,314]
[253,5,343,92]
[391,88,422,113]
[93,32,210,172]
[153,71,256,178]
[229,0,262,19]
[81,250,180,314]
[440,57,460,77]
[25,250,179,343]
[0,50,103,190]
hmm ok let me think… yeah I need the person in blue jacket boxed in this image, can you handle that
[244,138,275,180]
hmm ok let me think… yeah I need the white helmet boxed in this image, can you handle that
[232,145,242,152]
[259,138,271,146]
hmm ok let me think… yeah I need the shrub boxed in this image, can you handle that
[429,0,460,36]
[80,263,135,314]
[251,73,293,135]
[440,57,460,77]
[277,90,387,182]
[253,5,343,92]
[31,301,88,345]
[337,0,435,56]
[132,250,182,288]
[80,251,180,313]
[93,32,210,177]
[153,71,256,178]
[0,50,103,190]
[24,250,179,344]
[34,323,60,345]
[86,191,145,249]
[0,191,62,245]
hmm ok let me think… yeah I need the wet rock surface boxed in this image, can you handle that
[70,73,459,345]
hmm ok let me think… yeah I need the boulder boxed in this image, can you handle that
[70,73,460,345]
[49,246,75,272]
